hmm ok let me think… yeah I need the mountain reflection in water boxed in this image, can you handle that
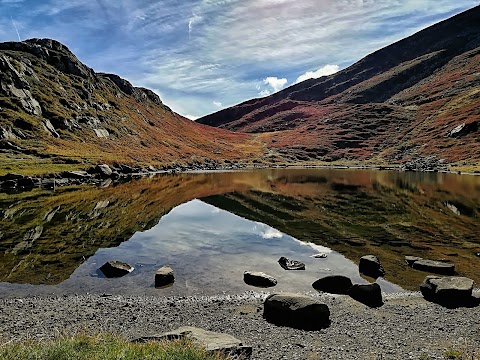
[0,169,478,296]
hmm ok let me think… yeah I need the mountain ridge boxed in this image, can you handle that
[0,38,264,176]
[197,5,480,168]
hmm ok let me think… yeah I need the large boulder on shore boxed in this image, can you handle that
[155,266,174,288]
[243,271,277,288]
[420,276,476,307]
[99,260,134,278]
[347,283,383,308]
[312,275,353,295]
[278,256,305,270]
[411,259,455,275]
[132,326,252,359]
[263,293,330,330]
[359,255,385,278]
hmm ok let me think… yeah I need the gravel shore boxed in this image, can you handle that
[0,291,479,359]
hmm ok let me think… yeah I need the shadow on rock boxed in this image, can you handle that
[347,283,384,308]
[263,293,330,330]
[420,275,479,309]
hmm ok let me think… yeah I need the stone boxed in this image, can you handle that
[243,271,277,288]
[347,283,383,308]
[99,260,134,278]
[278,256,305,270]
[132,326,252,358]
[64,171,90,179]
[155,266,174,287]
[312,275,353,295]
[411,259,455,275]
[263,293,330,330]
[311,253,328,259]
[420,276,475,307]
[359,255,385,278]
[405,256,423,266]
[95,164,113,178]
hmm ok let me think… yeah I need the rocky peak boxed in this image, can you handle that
[0,38,94,78]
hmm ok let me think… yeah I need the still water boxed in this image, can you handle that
[0,168,478,297]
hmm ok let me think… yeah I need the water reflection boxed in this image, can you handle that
[0,168,478,296]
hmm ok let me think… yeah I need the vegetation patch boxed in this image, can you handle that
[0,334,227,360]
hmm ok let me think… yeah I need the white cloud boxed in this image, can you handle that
[258,76,288,96]
[184,114,199,120]
[295,64,340,84]
[213,101,223,108]
[264,76,287,92]
[1,0,477,118]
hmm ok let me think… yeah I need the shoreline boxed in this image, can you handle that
[1,162,479,193]
[0,290,479,359]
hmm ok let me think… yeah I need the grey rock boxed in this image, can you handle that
[312,275,353,295]
[64,171,90,179]
[311,253,328,259]
[99,261,134,278]
[263,293,330,330]
[133,326,252,358]
[420,276,476,307]
[347,283,383,308]
[411,259,455,275]
[278,256,305,270]
[405,256,423,266]
[359,255,385,278]
[95,164,113,178]
[155,266,174,288]
[243,271,277,288]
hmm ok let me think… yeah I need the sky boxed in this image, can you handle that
[0,0,479,119]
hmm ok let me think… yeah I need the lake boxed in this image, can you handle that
[0,168,478,298]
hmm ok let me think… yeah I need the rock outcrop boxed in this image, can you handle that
[243,271,277,288]
[263,293,330,330]
[155,266,175,288]
[278,256,305,270]
[420,276,478,307]
[99,261,134,278]
[312,275,353,295]
[359,255,385,279]
[347,283,383,308]
[133,326,252,358]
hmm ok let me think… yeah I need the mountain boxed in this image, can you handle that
[198,6,480,169]
[0,39,264,176]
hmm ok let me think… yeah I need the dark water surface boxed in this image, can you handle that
[0,168,478,297]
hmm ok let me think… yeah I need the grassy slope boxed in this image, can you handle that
[197,6,480,169]
[0,44,264,176]
[0,334,225,360]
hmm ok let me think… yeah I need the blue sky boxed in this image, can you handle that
[0,0,478,119]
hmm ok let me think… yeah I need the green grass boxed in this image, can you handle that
[0,334,228,360]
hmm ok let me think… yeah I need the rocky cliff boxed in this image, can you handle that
[198,6,480,169]
[0,39,264,176]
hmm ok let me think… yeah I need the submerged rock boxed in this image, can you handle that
[243,271,277,288]
[133,326,252,358]
[312,275,353,295]
[359,255,385,278]
[404,256,423,266]
[411,259,455,275]
[99,260,134,278]
[311,253,328,259]
[155,266,174,288]
[263,293,330,330]
[278,256,305,270]
[347,283,383,308]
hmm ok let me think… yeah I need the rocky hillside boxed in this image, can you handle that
[0,39,264,176]
[198,6,480,168]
